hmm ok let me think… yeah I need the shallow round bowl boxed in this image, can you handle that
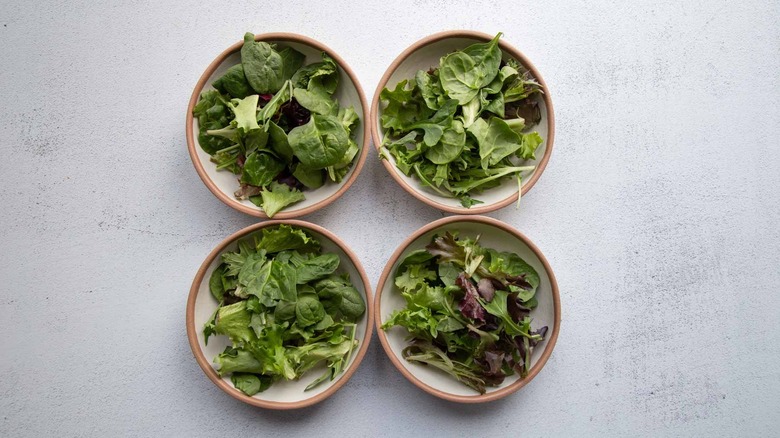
[370,31,555,214]
[186,220,374,409]
[375,215,560,402]
[187,33,370,219]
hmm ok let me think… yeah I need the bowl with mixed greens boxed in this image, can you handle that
[186,221,373,409]
[187,33,369,219]
[375,216,560,402]
[371,31,554,214]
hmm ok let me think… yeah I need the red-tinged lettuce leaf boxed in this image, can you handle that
[456,273,485,322]
[476,278,496,302]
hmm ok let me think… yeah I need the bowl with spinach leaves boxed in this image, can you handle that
[370,31,554,214]
[187,33,369,219]
[186,221,374,409]
[375,215,560,403]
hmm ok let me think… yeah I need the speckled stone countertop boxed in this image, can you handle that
[1,1,778,436]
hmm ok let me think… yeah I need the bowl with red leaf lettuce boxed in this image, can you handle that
[370,31,554,214]
[187,33,369,218]
[376,215,560,402]
[187,221,373,409]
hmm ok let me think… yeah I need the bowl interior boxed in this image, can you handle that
[191,40,366,215]
[378,219,556,398]
[375,36,550,211]
[192,226,370,404]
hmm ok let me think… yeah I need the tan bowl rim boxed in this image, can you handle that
[374,215,561,403]
[186,219,375,409]
[186,33,371,219]
[369,30,556,215]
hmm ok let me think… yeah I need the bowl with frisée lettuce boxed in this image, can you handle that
[186,221,374,409]
[375,215,560,403]
[370,31,554,214]
[187,33,369,219]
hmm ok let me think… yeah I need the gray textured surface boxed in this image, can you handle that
[1,0,779,436]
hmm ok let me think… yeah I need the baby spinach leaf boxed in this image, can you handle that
[213,64,254,99]
[461,32,502,88]
[316,275,365,322]
[209,264,227,302]
[295,294,326,327]
[288,114,349,169]
[241,33,284,94]
[278,46,306,84]
[241,152,285,187]
[193,90,233,154]
[439,52,482,104]
[425,120,466,164]
[274,300,297,321]
[267,121,293,162]
[292,163,324,189]
[231,373,272,396]
[468,117,522,168]
[293,87,338,115]
[256,182,305,218]
[294,253,340,284]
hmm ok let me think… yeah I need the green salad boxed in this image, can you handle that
[204,225,366,395]
[193,33,361,217]
[382,231,548,394]
[378,33,544,208]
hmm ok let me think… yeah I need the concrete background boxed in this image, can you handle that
[1,0,778,436]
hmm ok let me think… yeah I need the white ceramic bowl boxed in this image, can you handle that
[370,31,555,214]
[186,33,369,219]
[186,220,374,409]
[375,216,560,402]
